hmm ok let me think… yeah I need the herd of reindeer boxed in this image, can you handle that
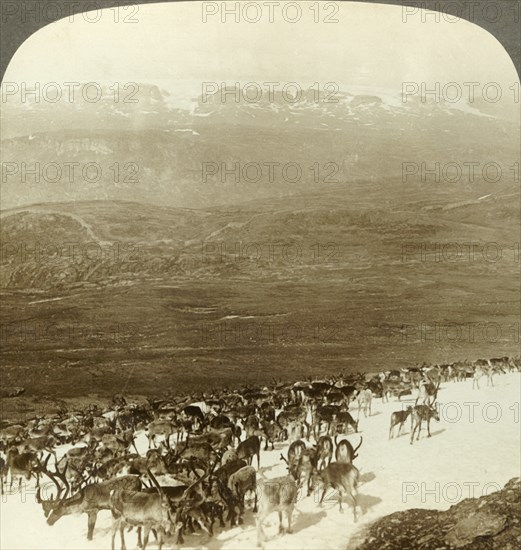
[0,355,519,548]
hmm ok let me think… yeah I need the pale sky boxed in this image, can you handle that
[2,1,518,105]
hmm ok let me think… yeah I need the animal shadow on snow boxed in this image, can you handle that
[258,462,284,476]
[359,471,376,484]
[318,490,381,517]
[291,509,327,533]
[363,410,382,417]
[399,427,446,440]
[426,428,445,438]
[357,493,382,515]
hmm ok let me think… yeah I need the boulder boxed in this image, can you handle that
[354,478,520,549]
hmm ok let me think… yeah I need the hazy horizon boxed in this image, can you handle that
[2,1,518,108]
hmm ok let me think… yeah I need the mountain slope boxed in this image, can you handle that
[1,84,518,209]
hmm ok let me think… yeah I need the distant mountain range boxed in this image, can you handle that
[1,84,518,210]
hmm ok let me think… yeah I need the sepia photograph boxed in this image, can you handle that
[0,1,520,548]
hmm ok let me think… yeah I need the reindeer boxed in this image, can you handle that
[357,389,373,417]
[410,405,440,445]
[0,455,7,494]
[334,435,363,463]
[311,462,359,519]
[330,412,359,435]
[389,407,413,439]
[38,472,141,541]
[256,475,298,547]
[101,430,138,456]
[207,477,244,527]
[280,439,306,479]
[236,435,261,468]
[227,465,257,512]
[316,435,334,470]
[109,481,174,550]
[214,458,248,485]
[147,419,175,449]
[166,469,214,546]
[294,447,318,496]
[18,435,58,459]
[473,362,494,389]
[414,379,440,406]
[4,447,41,491]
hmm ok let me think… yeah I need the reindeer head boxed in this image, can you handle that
[430,405,440,422]
[37,459,70,521]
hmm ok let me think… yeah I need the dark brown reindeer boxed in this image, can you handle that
[236,435,261,468]
[389,407,413,439]
[5,447,41,491]
[410,404,440,445]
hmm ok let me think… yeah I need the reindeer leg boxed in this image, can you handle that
[87,511,97,540]
[338,490,344,513]
[176,525,184,546]
[219,507,225,528]
[120,522,126,550]
[110,518,118,550]
[319,487,327,506]
[200,516,213,538]
[398,421,405,437]
[287,503,294,533]
[427,419,432,437]
[278,510,284,533]
[142,526,150,550]
[256,514,266,547]
[348,489,358,522]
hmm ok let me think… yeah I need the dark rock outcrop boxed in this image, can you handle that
[354,478,520,549]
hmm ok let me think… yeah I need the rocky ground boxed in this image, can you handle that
[354,477,521,549]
